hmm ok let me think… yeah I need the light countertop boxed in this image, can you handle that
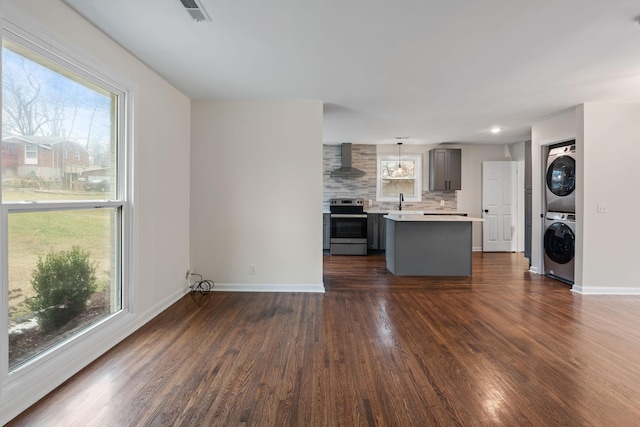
[367,210,469,215]
[384,214,483,222]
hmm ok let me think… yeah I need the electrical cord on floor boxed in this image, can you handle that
[188,272,214,305]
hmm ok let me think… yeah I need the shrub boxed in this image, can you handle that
[28,246,98,333]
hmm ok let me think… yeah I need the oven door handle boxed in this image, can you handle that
[330,214,368,218]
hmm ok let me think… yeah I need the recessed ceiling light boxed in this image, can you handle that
[490,127,502,134]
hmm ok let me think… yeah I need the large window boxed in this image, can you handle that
[376,154,422,202]
[2,30,128,372]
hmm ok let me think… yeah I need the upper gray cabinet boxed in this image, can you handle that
[429,148,461,191]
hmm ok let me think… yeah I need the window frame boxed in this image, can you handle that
[376,153,422,202]
[0,23,133,378]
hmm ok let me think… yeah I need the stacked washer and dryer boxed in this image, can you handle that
[544,141,576,284]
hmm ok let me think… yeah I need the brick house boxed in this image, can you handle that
[2,135,91,187]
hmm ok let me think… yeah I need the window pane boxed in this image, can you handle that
[380,159,417,198]
[380,160,415,179]
[2,39,116,201]
[381,179,415,197]
[8,208,121,370]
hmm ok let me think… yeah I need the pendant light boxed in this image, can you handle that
[395,142,405,177]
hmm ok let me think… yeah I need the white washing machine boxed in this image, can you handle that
[543,212,575,284]
[546,142,576,213]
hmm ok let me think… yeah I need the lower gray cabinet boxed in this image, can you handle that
[323,213,330,250]
[367,214,387,251]
[378,216,386,251]
[367,214,379,250]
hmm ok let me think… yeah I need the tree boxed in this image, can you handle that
[2,52,48,136]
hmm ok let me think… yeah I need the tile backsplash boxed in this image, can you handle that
[323,144,457,212]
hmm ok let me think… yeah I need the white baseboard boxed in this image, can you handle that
[529,266,539,274]
[571,285,640,295]
[212,282,325,293]
[472,246,483,252]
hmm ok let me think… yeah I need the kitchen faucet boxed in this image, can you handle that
[398,193,404,211]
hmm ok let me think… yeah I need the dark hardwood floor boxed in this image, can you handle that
[8,253,640,426]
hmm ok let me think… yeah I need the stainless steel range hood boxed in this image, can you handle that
[330,143,365,178]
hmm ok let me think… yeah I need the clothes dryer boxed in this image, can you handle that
[543,212,575,284]
[546,142,576,213]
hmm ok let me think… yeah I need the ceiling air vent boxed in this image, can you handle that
[179,0,211,22]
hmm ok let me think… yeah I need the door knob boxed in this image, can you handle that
[484,209,489,213]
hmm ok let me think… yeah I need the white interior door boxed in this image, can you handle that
[483,161,517,252]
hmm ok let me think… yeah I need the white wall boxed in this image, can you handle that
[578,103,640,293]
[1,1,191,423]
[190,100,324,291]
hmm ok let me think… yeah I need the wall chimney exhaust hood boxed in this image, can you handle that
[330,143,365,178]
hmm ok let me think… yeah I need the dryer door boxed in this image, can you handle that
[544,222,575,264]
[546,155,575,197]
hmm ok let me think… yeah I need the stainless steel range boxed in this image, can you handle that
[329,198,367,255]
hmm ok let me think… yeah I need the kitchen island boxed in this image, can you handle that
[384,214,483,276]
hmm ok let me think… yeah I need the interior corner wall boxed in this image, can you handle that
[531,109,577,275]
[580,103,640,292]
[508,142,526,161]
[1,1,191,424]
[3,0,191,314]
[190,100,323,289]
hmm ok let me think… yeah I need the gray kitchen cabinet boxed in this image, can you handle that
[378,215,386,250]
[367,214,379,250]
[367,213,387,251]
[429,148,461,191]
[323,213,330,250]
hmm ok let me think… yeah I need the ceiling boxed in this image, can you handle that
[62,0,640,145]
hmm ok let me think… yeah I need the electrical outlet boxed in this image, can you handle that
[440,200,445,206]
[185,269,192,289]
[597,203,607,213]
[250,264,256,275]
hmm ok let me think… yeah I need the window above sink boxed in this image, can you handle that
[376,153,422,202]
